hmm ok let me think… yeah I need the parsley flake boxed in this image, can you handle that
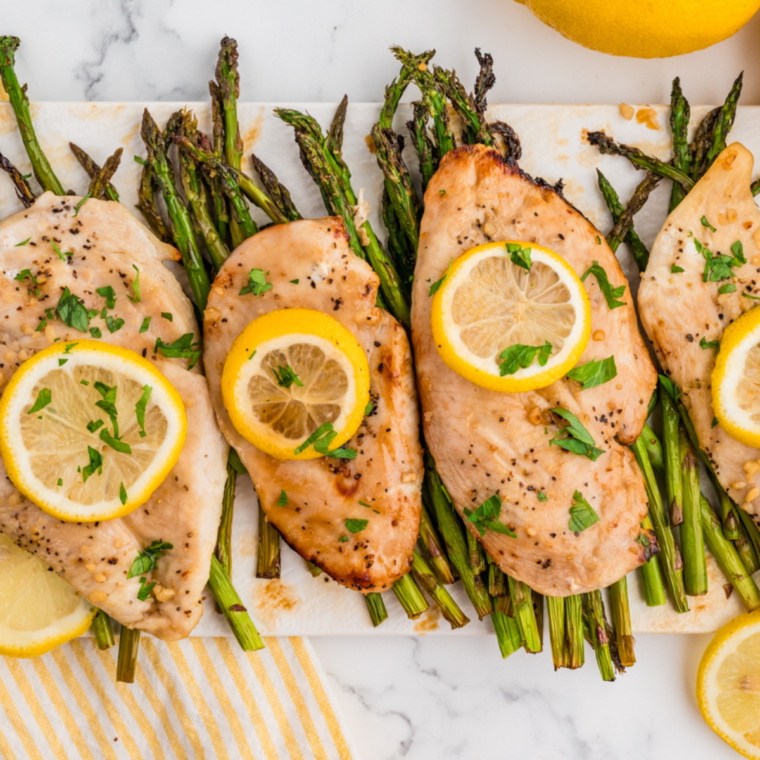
[581,261,626,309]
[277,490,288,507]
[119,483,128,505]
[569,491,600,533]
[345,518,369,534]
[239,269,272,296]
[127,540,173,579]
[74,192,91,217]
[498,341,552,376]
[128,265,141,303]
[428,258,452,297]
[81,446,103,483]
[56,287,92,332]
[506,242,532,271]
[96,286,116,309]
[549,408,605,461]
[28,388,52,415]
[155,334,202,369]
[99,428,132,454]
[567,356,617,390]
[135,385,152,438]
[137,577,155,601]
[14,237,31,247]
[671,265,685,274]
[701,216,717,233]
[272,364,304,389]
[463,494,517,538]
[161,312,173,322]
[700,337,720,350]
[537,492,548,502]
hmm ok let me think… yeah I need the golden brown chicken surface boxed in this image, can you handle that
[203,217,423,592]
[411,145,657,596]
[639,143,760,522]
[0,193,227,640]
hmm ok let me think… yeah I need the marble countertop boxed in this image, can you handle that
[6,1,760,757]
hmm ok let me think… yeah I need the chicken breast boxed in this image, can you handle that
[0,193,227,640]
[412,145,657,596]
[203,217,422,592]
[639,142,760,522]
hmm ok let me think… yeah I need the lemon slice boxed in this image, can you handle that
[430,241,591,392]
[698,610,760,758]
[221,308,370,460]
[713,307,760,447]
[0,533,95,657]
[0,340,187,522]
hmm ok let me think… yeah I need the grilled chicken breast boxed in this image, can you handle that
[412,145,657,596]
[639,142,760,522]
[0,192,227,640]
[203,217,422,592]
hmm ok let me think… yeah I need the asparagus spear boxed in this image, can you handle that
[0,37,65,195]
[141,109,211,309]
[209,555,265,650]
[116,627,140,683]
[0,150,35,207]
[378,48,435,130]
[434,66,491,147]
[487,555,507,597]
[365,593,388,627]
[69,143,119,202]
[256,508,282,579]
[546,596,567,669]
[412,549,469,629]
[690,108,721,182]
[215,454,240,577]
[418,500,455,585]
[587,131,693,191]
[406,101,438,191]
[680,427,708,596]
[492,611,523,659]
[705,72,743,169]
[565,594,585,669]
[208,79,230,244]
[608,171,662,255]
[508,576,542,654]
[91,610,115,651]
[583,591,615,681]
[638,514,667,607]
[661,389,684,525]
[249,153,302,222]
[392,572,429,619]
[669,77,691,211]
[608,578,635,667]
[136,162,172,243]
[87,147,122,201]
[216,36,243,171]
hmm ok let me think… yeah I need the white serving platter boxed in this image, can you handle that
[1,100,758,636]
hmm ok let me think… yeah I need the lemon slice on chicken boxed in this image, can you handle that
[221,309,370,460]
[0,534,95,657]
[697,610,760,758]
[0,340,187,523]
[712,306,760,448]
[431,241,591,392]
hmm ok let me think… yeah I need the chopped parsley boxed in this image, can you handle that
[14,237,31,247]
[74,192,91,217]
[277,490,288,507]
[338,535,349,543]
[139,317,152,333]
[119,483,128,505]
[155,334,202,369]
[359,500,381,514]
[566,356,617,390]
[428,258,452,297]
[50,241,70,261]
[745,292,760,301]
[549,408,605,461]
[14,269,41,297]
[498,341,552,377]
[294,421,357,459]
[81,446,103,483]
[248,349,257,361]
[94,381,120,438]
[128,265,141,303]
[719,283,736,294]
[671,264,685,274]
[290,279,299,284]
[96,286,117,309]
[127,540,173,578]
[58,358,68,366]
[137,577,155,601]
[463,494,517,538]
[701,215,717,233]
[569,491,600,533]
[700,337,720,350]
[89,327,102,339]
[57,478,63,487]
[272,364,304,389]
[691,234,745,282]
[105,315,124,333]
[364,401,374,416]
[239,268,272,296]
[537,491,548,502]
[135,385,152,438]
[161,312,173,322]
[581,261,626,309]
[506,242,532,271]
[344,518,369,534]
[27,388,52,415]
[56,287,93,332]
[99,428,132,454]
[86,420,104,433]
[712,416,719,428]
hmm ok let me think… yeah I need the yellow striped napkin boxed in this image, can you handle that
[0,637,358,760]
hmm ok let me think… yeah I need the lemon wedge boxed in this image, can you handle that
[221,309,370,460]
[430,241,591,392]
[712,306,760,447]
[0,340,187,522]
[0,533,95,657]
[698,610,760,758]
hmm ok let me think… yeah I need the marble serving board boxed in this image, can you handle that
[1,100,758,637]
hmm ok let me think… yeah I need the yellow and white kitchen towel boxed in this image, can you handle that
[0,637,358,760]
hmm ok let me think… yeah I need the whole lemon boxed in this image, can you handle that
[514,0,760,58]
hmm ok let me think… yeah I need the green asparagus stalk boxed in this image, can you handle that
[631,436,689,613]
[303,559,322,577]
[607,171,662,255]
[433,66,491,146]
[209,555,265,650]
[680,427,708,596]
[216,36,243,171]
[639,515,667,607]
[91,610,115,651]
[392,572,429,619]
[256,509,282,580]
[140,109,211,308]
[406,101,438,191]
[565,594,585,669]
[583,591,615,682]
[208,79,230,245]
[669,77,691,211]
[487,557,507,597]
[690,108,721,182]
[418,502,455,585]
[116,627,140,683]
[705,72,743,168]
[215,455,239,577]
[734,519,760,576]
[87,147,122,201]
[661,389,684,525]
[378,48,435,130]
[0,37,65,195]
[136,162,172,243]
[533,591,544,651]
[249,153,302,222]
[411,549,469,629]
[0,150,35,207]
[365,593,388,627]
[587,131,694,191]
[492,611,523,659]
[508,576,542,654]
[546,596,567,670]
[69,143,120,202]
[467,531,487,575]
[608,577,636,667]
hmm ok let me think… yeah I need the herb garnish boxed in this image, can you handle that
[89,327,102,339]
[105,315,124,333]
[96,286,116,309]
[28,388,52,415]
[507,242,532,271]
[277,490,288,507]
[691,234,745,282]
[239,268,272,296]
[86,420,104,433]
[294,421,357,459]
[94,381,119,438]
[99,428,132,454]
[567,356,617,390]
[81,446,103,483]
[155,334,202,369]
[128,265,141,303]
[581,261,626,309]
[549,408,605,461]
[14,269,41,297]
[14,237,31,247]
[127,540,173,579]
[701,216,717,232]
[74,192,91,217]
[135,385,152,438]
[700,337,720,350]
[272,364,304,389]
[671,265,685,274]
[119,483,128,505]
[568,491,600,533]
[344,518,369,534]
[161,312,173,322]
[659,374,681,402]
[50,241,70,261]
[56,287,93,332]
[463,494,517,538]
[137,577,155,601]
[139,317,151,333]
[537,492,548,502]
[498,342,552,376]
[428,258,452,296]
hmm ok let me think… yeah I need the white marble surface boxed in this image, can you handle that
[5,1,760,757]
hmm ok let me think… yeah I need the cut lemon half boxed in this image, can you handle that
[431,241,591,392]
[221,309,370,460]
[0,533,95,657]
[698,610,760,758]
[0,340,187,523]
[713,306,760,447]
